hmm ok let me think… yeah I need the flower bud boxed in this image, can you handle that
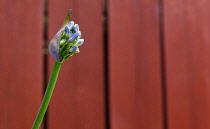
[68,31,81,41]
[75,39,84,46]
[48,9,84,63]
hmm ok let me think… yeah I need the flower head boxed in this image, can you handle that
[48,9,84,63]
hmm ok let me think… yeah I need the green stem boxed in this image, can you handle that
[32,61,62,129]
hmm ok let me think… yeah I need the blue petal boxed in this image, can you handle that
[75,24,79,30]
[64,26,70,34]
[67,21,74,30]
[73,24,79,32]
[68,31,81,41]
[72,26,77,33]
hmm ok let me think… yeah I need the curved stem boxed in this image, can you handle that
[32,61,62,129]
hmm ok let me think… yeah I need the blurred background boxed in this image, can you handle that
[1,0,210,129]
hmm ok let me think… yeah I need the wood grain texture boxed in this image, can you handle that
[108,0,163,129]
[163,0,210,129]
[48,0,105,129]
[0,0,43,128]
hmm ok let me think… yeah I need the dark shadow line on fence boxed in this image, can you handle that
[43,0,49,128]
[103,0,110,128]
[158,0,168,129]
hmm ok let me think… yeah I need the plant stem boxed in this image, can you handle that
[32,61,62,129]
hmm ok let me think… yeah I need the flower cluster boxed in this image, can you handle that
[48,10,84,63]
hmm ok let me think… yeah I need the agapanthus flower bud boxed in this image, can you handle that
[48,9,84,63]
[69,46,78,52]
[68,31,81,41]
[76,39,84,46]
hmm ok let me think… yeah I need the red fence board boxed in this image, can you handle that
[1,0,210,128]
[163,0,210,129]
[48,0,105,129]
[0,0,43,128]
[108,0,164,129]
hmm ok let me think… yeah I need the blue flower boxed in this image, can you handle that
[48,9,84,63]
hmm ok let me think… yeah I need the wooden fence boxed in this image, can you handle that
[0,0,210,129]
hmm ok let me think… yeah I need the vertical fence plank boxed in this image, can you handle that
[108,0,164,129]
[0,0,43,128]
[163,0,210,129]
[48,0,105,129]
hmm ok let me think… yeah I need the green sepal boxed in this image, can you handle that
[62,9,72,28]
